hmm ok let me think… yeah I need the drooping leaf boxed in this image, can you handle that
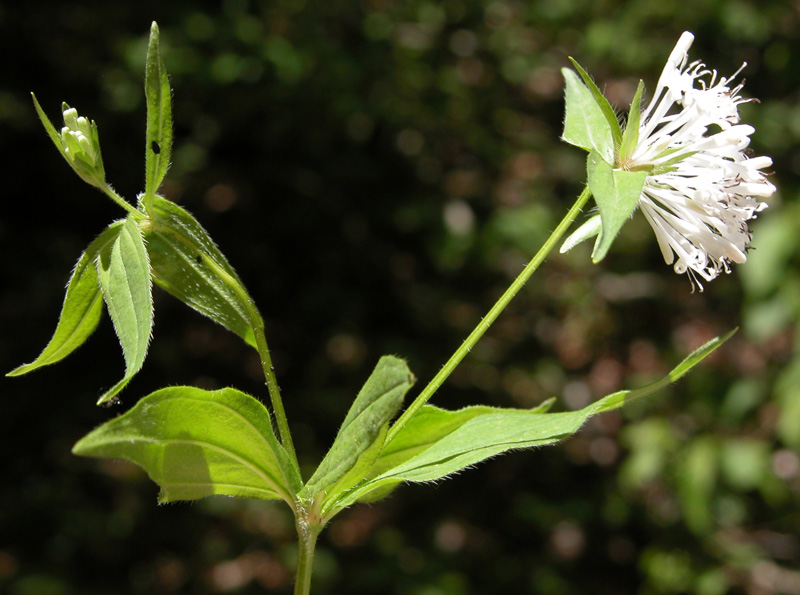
[95,215,153,405]
[301,356,415,500]
[73,386,301,503]
[143,195,257,348]
[561,64,618,163]
[328,331,734,513]
[8,222,123,376]
[586,151,648,263]
[142,22,173,210]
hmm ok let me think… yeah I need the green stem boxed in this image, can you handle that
[101,184,140,216]
[198,254,300,473]
[387,186,592,443]
[293,517,321,595]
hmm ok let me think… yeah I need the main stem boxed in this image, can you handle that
[387,186,592,443]
[198,254,299,472]
[293,519,321,595]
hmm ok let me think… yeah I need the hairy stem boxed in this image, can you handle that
[198,254,300,474]
[293,515,322,595]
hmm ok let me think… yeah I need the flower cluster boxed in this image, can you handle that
[629,32,775,288]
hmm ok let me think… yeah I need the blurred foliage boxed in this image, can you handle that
[1,0,798,593]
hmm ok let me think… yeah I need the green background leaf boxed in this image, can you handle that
[94,215,153,405]
[73,386,300,503]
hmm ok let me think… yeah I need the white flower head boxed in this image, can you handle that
[626,32,775,289]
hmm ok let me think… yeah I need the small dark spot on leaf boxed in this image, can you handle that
[151,141,161,154]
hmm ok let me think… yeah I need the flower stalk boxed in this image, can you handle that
[387,186,592,443]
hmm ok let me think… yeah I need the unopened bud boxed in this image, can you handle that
[58,103,105,188]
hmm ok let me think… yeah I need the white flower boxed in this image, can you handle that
[623,32,775,289]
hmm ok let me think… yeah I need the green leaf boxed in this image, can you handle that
[142,22,173,209]
[330,331,733,512]
[95,215,153,405]
[586,151,648,263]
[590,328,738,414]
[619,80,645,164]
[301,356,415,501]
[143,195,257,348]
[8,222,123,376]
[561,60,622,162]
[73,386,301,503]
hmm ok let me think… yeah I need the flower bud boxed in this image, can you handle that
[58,103,106,188]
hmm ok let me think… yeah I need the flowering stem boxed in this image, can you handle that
[387,186,592,443]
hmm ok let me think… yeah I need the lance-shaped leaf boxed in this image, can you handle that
[142,22,173,210]
[561,67,616,164]
[8,222,123,376]
[587,151,648,263]
[143,195,257,348]
[327,331,734,514]
[95,215,153,405]
[300,356,415,501]
[73,386,302,503]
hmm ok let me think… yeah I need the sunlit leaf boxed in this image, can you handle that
[143,195,257,348]
[73,386,301,503]
[95,215,153,405]
[328,331,734,514]
[8,222,122,376]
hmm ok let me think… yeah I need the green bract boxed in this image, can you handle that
[560,59,649,262]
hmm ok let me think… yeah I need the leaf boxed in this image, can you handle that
[142,22,173,209]
[586,151,648,263]
[301,356,415,501]
[73,386,301,503]
[619,80,645,164]
[591,328,737,414]
[561,63,618,163]
[143,195,257,348]
[8,222,123,376]
[95,215,153,405]
[329,331,734,512]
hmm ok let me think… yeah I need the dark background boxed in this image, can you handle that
[2,1,798,593]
